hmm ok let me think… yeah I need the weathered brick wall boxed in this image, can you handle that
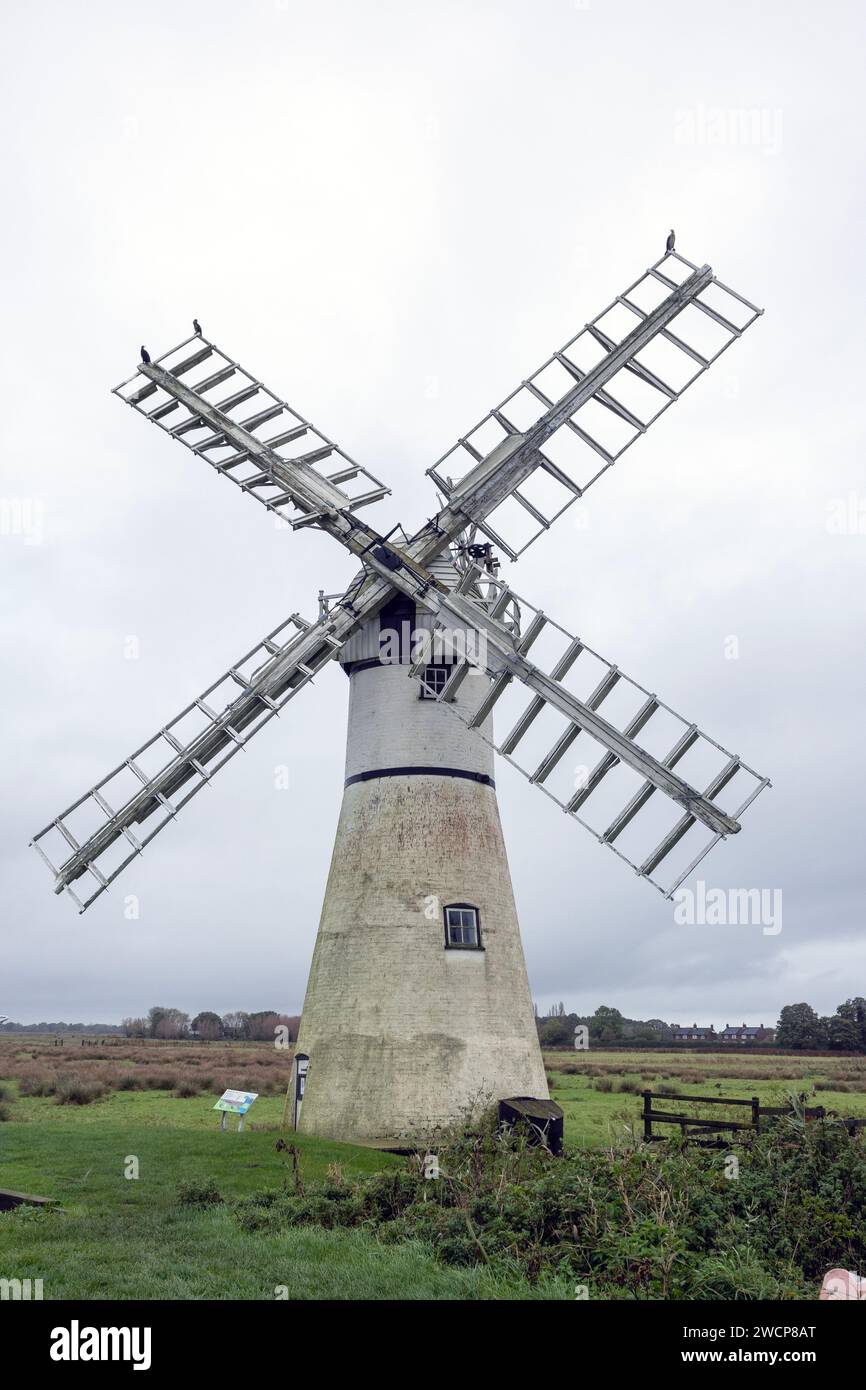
[296,662,548,1147]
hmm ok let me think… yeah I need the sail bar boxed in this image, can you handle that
[417,250,762,562]
[413,574,770,895]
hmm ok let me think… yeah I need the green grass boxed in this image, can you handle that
[0,1090,567,1299]
[544,1050,866,1148]
[4,1048,865,1300]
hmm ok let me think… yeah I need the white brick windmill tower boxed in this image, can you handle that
[296,541,546,1144]
[32,246,771,1147]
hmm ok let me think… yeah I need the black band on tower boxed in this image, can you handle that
[345,766,495,789]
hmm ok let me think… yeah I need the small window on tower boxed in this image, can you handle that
[444,904,481,949]
[419,665,448,700]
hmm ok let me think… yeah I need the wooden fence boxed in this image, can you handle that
[641,1090,866,1146]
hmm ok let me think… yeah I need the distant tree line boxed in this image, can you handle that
[535,999,866,1053]
[535,1004,671,1048]
[120,1007,301,1042]
[775,999,866,1052]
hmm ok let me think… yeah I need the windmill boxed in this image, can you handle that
[31,247,770,1146]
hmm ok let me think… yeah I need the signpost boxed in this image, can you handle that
[289,1054,309,1131]
[214,1089,258,1132]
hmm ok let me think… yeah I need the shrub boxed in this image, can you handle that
[177,1178,223,1207]
[17,1073,56,1097]
[229,1111,866,1297]
[0,1102,11,1122]
[143,1073,180,1091]
[594,1077,613,1092]
[174,1080,201,1098]
[53,1075,106,1105]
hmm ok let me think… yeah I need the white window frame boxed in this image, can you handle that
[444,904,481,949]
[419,665,449,700]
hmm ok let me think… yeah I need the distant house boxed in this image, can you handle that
[671,1023,716,1042]
[720,1022,774,1044]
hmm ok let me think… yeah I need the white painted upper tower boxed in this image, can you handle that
[295,542,548,1146]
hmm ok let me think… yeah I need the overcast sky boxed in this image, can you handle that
[2,0,864,1029]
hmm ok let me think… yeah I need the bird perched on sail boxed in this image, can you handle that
[666,229,676,253]
[193,319,202,336]
[140,346,151,364]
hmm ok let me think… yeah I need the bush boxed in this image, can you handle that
[177,1178,223,1207]
[594,1077,613,1092]
[53,1075,106,1105]
[174,1080,201,1098]
[17,1074,56,1097]
[143,1073,180,1091]
[230,1111,866,1297]
[0,1102,11,1121]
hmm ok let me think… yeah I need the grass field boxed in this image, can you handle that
[2,1038,865,1300]
[0,1090,568,1299]
[542,1048,866,1148]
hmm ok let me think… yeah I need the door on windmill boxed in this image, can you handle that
[290,1054,309,1131]
[444,904,482,950]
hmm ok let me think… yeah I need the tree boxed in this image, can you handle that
[147,1007,168,1038]
[154,1010,189,1040]
[247,1011,283,1041]
[645,1019,672,1039]
[222,1011,251,1040]
[836,998,866,1052]
[191,1011,223,1041]
[775,1003,825,1050]
[545,1002,567,1018]
[538,1016,573,1047]
[591,1005,624,1042]
[826,1014,859,1051]
[122,1017,148,1038]
[147,1006,189,1039]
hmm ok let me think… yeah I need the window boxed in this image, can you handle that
[444,904,481,949]
[419,665,449,700]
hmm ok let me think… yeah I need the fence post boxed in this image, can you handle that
[642,1090,652,1142]
[751,1096,760,1133]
